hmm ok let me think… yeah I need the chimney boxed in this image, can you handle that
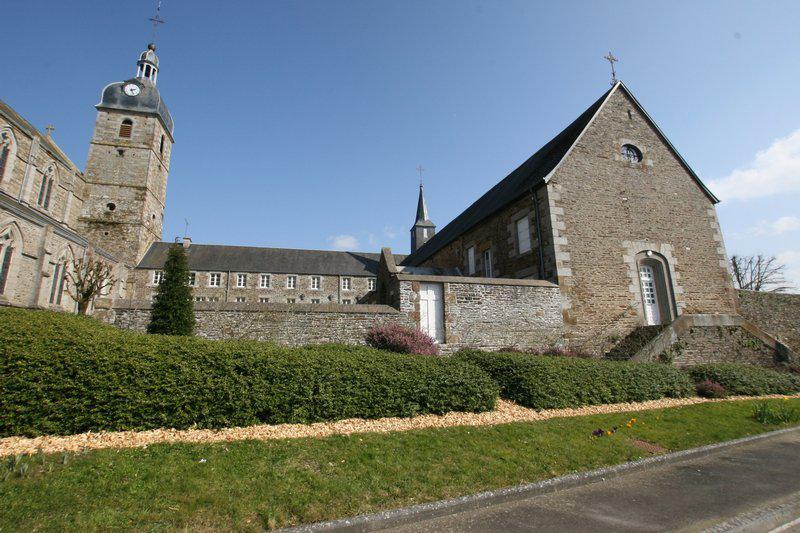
[183,236,192,248]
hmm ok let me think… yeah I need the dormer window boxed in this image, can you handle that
[620,144,643,163]
[119,119,133,138]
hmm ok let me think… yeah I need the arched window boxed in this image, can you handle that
[621,144,643,163]
[119,119,133,138]
[636,251,676,326]
[0,129,17,183]
[49,256,69,305]
[36,164,56,210]
[0,225,20,296]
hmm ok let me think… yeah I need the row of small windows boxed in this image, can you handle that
[153,271,376,291]
[193,295,353,305]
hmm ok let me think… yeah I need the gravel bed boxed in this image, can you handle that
[1,395,797,457]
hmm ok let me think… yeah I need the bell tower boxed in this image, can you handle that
[410,184,436,253]
[79,43,174,266]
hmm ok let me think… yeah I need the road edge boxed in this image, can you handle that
[284,425,800,532]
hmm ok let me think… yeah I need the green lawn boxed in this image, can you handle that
[2,399,799,530]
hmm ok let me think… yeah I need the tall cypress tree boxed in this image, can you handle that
[147,244,195,335]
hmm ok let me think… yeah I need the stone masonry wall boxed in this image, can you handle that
[665,326,776,368]
[548,87,738,352]
[737,290,800,355]
[397,275,563,352]
[114,301,413,345]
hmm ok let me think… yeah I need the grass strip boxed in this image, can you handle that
[1,399,798,530]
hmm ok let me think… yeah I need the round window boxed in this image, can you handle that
[620,144,643,163]
[106,202,116,211]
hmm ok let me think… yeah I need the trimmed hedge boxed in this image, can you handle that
[456,350,694,410]
[0,308,498,437]
[687,363,800,396]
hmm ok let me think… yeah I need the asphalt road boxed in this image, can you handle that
[387,430,800,532]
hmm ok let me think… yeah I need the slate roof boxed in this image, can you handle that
[401,82,718,267]
[137,242,406,276]
[401,86,613,267]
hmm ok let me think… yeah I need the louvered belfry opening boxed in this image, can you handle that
[119,119,133,138]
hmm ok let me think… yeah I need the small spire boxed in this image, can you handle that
[416,183,429,223]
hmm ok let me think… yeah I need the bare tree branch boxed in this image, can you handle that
[65,254,116,315]
[730,254,793,293]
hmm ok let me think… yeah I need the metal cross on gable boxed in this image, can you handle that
[604,52,619,86]
[149,0,166,42]
[45,124,55,136]
[416,165,425,186]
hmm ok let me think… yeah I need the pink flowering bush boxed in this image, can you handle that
[696,380,727,399]
[366,323,440,356]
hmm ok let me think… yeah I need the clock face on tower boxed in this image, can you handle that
[123,83,141,97]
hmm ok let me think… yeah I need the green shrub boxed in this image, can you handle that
[455,350,694,410]
[687,363,800,396]
[752,400,800,425]
[0,308,498,437]
[147,243,195,336]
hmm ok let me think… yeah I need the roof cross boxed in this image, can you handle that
[603,52,619,86]
[44,124,55,137]
[416,165,425,186]
[149,0,166,42]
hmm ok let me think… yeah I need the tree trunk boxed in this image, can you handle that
[77,300,89,315]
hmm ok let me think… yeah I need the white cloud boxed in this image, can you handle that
[777,250,800,293]
[383,226,398,240]
[327,234,359,251]
[749,216,800,236]
[709,129,800,201]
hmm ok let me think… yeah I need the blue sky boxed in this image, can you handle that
[4,1,800,288]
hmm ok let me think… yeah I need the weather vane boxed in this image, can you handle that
[604,52,619,86]
[149,0,166,42]
[416,165,425,187]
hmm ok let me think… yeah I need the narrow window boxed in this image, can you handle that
[259,297,269,303]
[467,246,476,275]
[286,298,296,303]
[311,298,320,304]
[55,266,66,304]
[159,135,165,156]
[188,272,196,286]
[341,277,351,291]
[259,274,271,288]
[342,299,351,305]
[209,296,219,302]
[0,132,10,181]
[153,270,164,285]
[119,119,133,138]
[209,273,221,287]
[516,217,531,254]
[195,296,206,302]
[0,242,14,294]
[235,296,246,303]
[483,249,493,278]
[368,278,376,291]
[236,273,247,287]
[311,276,321,290]
[49,262,63,303]
[286,275,297,289]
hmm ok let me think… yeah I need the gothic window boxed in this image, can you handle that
[0,228,17,295]
[119,119,133,138]
[620,144,643,163]
[36,165,56,210]
[48,255,69,305]
[0,129,17,183]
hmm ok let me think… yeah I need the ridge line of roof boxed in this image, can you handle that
[145,241,394,257]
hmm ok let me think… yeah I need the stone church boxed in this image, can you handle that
[0,43,795,363]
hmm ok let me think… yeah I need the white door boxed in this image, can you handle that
[419,282,445,343]
[639,265,661,325]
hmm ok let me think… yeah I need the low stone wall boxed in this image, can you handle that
[631,314,790,368]
[113,301,413,345]
[738,290,800,355]
[396,274,564,352]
